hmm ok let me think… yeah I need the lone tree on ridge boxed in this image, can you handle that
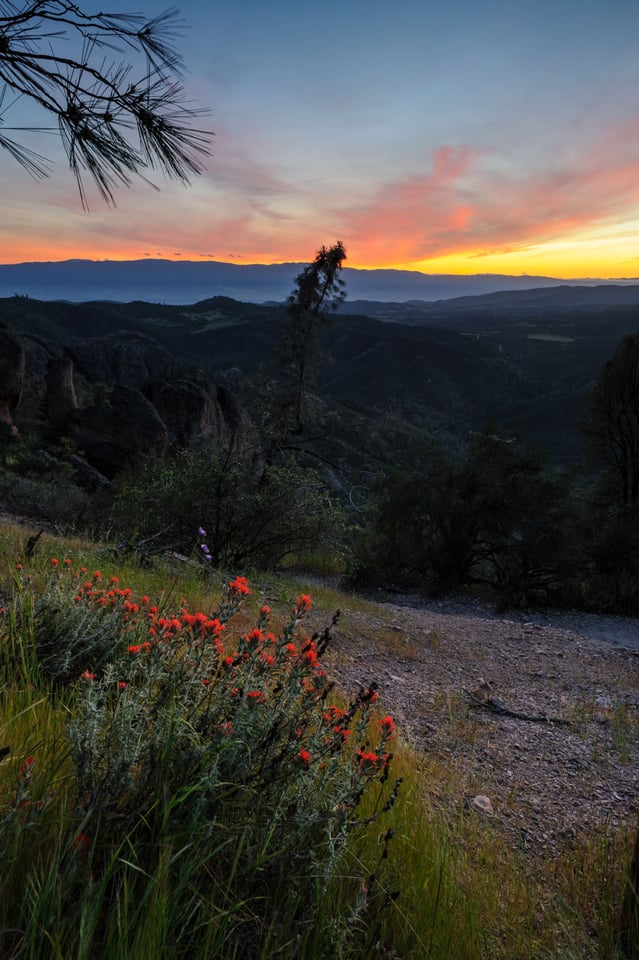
[277,240,347,436]
[0,0,210,205]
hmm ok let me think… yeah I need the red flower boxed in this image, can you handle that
[202,678,211,687]
[80,670,95,681]
[260,604,271,617]
[298,749,312,767]
[73,832,90,851]
[50,558,59,567]
[64,558,72,566]
[246,690,267,705]
[379,716,396,736]
[302,647,319,667]
[228,575,251,596]
[118,681,127,689]
[294,594,312,614]
[355,749,382,769]
[20,756,35,777]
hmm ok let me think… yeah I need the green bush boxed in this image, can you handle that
[3,561,399,958]
[111,443,344,570]
[349,432,581,606]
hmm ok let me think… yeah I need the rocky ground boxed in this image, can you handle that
[316,596,639,856]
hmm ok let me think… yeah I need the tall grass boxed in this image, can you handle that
[0,523,635,959]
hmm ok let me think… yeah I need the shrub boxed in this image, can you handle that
[349,431,581,606]
[4,559,399,958]
[110,442,344,569]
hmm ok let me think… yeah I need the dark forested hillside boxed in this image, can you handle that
[3,289,639,466]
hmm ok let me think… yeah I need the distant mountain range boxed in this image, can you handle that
[1,258,637,305]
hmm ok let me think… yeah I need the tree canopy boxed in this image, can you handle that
[277,241,347,435]
[584,332,639,506]
[0,0,210,205]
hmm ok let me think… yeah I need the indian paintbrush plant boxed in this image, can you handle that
[2,550,401,958]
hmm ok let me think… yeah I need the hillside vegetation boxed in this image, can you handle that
[0,518,637,959]
[2,285,639,614]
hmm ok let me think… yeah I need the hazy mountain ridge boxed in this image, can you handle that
[1,258,636,305]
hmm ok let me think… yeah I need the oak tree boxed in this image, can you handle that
[584,332,639,506]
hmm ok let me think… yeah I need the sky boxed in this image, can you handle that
[2,0,639,278]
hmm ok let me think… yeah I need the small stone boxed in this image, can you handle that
[469,794,494,815]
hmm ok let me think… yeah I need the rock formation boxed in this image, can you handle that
[0,323,25,437]
[46,355,77,429]
[66,385,169,478]
[66,331,181,387]
[142,377,253,449]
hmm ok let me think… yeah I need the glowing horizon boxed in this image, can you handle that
[2,1,639,284]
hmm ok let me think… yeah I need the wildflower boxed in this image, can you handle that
[127,644,141,654]
[73,832,90,852]
[200,543,211,559]
[379,716,396,737]
[295,593,312,614]
[93,571,101,580]
[20,756,35,778]
[202,678,211,687]
[355,749,383,769]
[229,575,251,596]
[246,690,267,705]
[80,670,96,681]
[302,647,319,667]
[118,681,127,689]
[260,604,271,617]
[16,562,23,571]
[298,749,312,767]
[50,558,59,567]
[198,526,207,538]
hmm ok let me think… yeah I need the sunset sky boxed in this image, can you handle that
[3,0,639,278]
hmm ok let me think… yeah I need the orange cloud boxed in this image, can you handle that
[339,128,639,270]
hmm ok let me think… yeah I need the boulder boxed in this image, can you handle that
[0,323,25,437]
[66,454,111,492]
[20,332,61,378]
[67,385,169,478]
[46,355,78,429]
[142,377,254,449]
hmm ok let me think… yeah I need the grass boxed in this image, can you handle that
[0,519,636,959]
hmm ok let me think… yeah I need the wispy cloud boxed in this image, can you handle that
[339,124,639,267]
